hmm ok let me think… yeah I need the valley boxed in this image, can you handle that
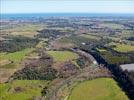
[0,15,134,100]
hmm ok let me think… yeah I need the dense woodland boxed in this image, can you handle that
[0,36,39,52]
[127,37,134,41]
[37,29,73,38]
[11,53,57,80]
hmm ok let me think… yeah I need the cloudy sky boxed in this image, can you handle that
[1,0,134,14]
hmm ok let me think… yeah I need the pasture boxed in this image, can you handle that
[68,78,128,100]
[51,37,75,49]
[113,43,134,53]
[47,51,79,68]
[99,23,124,29]
[97,48,129,64]
[80,34,101,40]
[0,48,34,83]
[0,48,34,65]
[1,24,46,37]
[47,51,78,63]
[0,80,49,100]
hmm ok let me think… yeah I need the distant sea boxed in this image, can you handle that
[1,13,134,19]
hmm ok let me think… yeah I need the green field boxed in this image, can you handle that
[0,80,49,100]
[0,48,33,68]
[51,37,76,49]
[113,43,134,53]
[99,23,124,29]
[80,34,101,40]
[0,48,33,63]
[0,48,34,83]
[36,38,48,48]
[2,24,46,37]
[57,37,74,44]
[97,48,129,64]
[47,50,79,69]
[47,51,78,64]
[68,78,128,100]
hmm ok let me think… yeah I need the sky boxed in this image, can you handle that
[1,0,134,14]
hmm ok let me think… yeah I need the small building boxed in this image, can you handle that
[81,42,86,45]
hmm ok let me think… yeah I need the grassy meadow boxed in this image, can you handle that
[47,51,78,63]
[51,37,76,49]
[0,80,49,100]
[99,23,124,29]
[0,48,33,63]
[113,43,134,53]
[80,34,101,40]
[1,24,46,37]
[47,51,79,68]
[0,48,34,68]
[68,78,128,100]
[97,48,129,64]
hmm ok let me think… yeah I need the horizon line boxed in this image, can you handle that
[1,12,134,14]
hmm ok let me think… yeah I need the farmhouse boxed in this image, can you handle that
[120,63,134,71]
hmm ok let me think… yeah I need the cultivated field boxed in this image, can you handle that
[0,80,49,100]
[0,48,34,83]
[80,34,101,40]
[96,48,129,64]
[99,23,124,29]
[0,48,34,68]
[113,43,134,53]
[1,24,46,37]
[47,51,79,68]
[0,48,33,64]
[68,78,128,100]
